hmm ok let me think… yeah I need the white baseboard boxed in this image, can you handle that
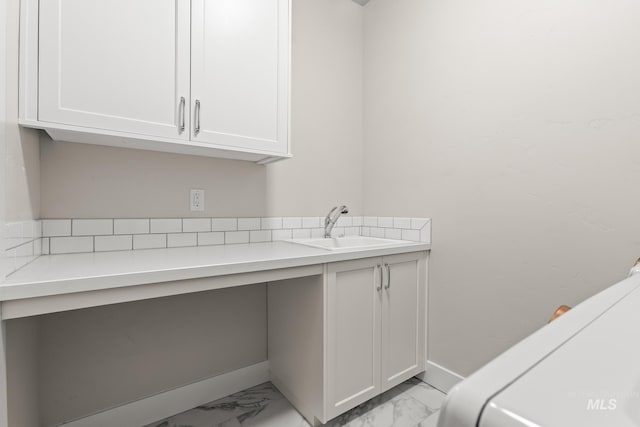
[57,359,458,426]
[61,361,269,427]
[416,360,464,394]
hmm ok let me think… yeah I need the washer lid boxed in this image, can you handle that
[481,285,640,427]
[438,273,640,427]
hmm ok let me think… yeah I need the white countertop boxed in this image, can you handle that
[1,240,429,302]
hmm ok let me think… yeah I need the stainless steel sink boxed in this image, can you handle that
[290,236,405,251]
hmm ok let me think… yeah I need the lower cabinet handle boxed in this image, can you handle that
[385,264,391,289]
[377,264,382,292]
[178,96,185,133]
[194,99,201,136]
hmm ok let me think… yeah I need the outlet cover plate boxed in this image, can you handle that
[190,189,205,211]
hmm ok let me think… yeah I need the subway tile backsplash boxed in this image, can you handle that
[272,229,293,241]
[182,218,211,233]
[292,228,311,239]
[50,236,94,254]
[238,218,261,231]
[39,216,430,255]
[150,218,182,234]
[42,219,71,237]
[133,234,166,250]
[250,230,272,243]
[261,217,283,230]
[3,217,431,277]
[197,232,225,247]
[95,235,132,252]
[167,233,197,248]
[72,219,113,236]
[211,218,238,232]
[282,217,302,229]
[114,219,150,235]
[3,220,43,278]
[302,217,321,228]
[225,230,250,245]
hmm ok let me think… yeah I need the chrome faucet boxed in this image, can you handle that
[324,205,349,238]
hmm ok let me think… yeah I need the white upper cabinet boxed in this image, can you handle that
[191,0,289,154]
[38,0,191,140]
[19,0,291,163]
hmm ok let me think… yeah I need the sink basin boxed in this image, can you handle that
[290,236,405,251]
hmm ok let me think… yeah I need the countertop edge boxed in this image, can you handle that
[0,241,430,302]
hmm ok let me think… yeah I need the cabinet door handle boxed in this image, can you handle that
[178,96,186,133]
[194,99,201,136]
[384,264,391,290]
[377,264,383,292]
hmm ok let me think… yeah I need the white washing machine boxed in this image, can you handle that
[438,268,640,427]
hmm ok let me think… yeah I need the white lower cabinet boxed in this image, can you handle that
[268,251,427,425]
[325,258,382,419]
[380,253,426,390]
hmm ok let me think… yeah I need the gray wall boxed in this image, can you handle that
[363,0,640,376]
[39,0,365,219]
[35,284,267,427]
[1,0,7,277]
[4,0,40,223]
[6,318,39,427]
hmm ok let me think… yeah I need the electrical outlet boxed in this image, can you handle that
[190,189,205,211]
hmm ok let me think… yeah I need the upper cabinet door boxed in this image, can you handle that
[38,0,191,140]
[191,0,290,155]
[380,252,426,391]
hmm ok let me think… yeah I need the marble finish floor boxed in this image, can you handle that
[145,377,445,427]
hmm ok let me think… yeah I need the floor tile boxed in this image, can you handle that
[396,378,446,412]
[325,387,434,427]
[417,411,440,427]
[146,377,446,427]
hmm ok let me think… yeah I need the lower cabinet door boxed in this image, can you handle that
[380,252,426,391]
[325,257,383,420]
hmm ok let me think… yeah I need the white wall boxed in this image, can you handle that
[40,0,364,219]
[363,0,640,376]
[2,0,40,280]
[2,7,40,427]
[36,285,267,427]
[6,318,39,427]
[0,0,8,278]
[5,0,39,223]
[264,0,364,216]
